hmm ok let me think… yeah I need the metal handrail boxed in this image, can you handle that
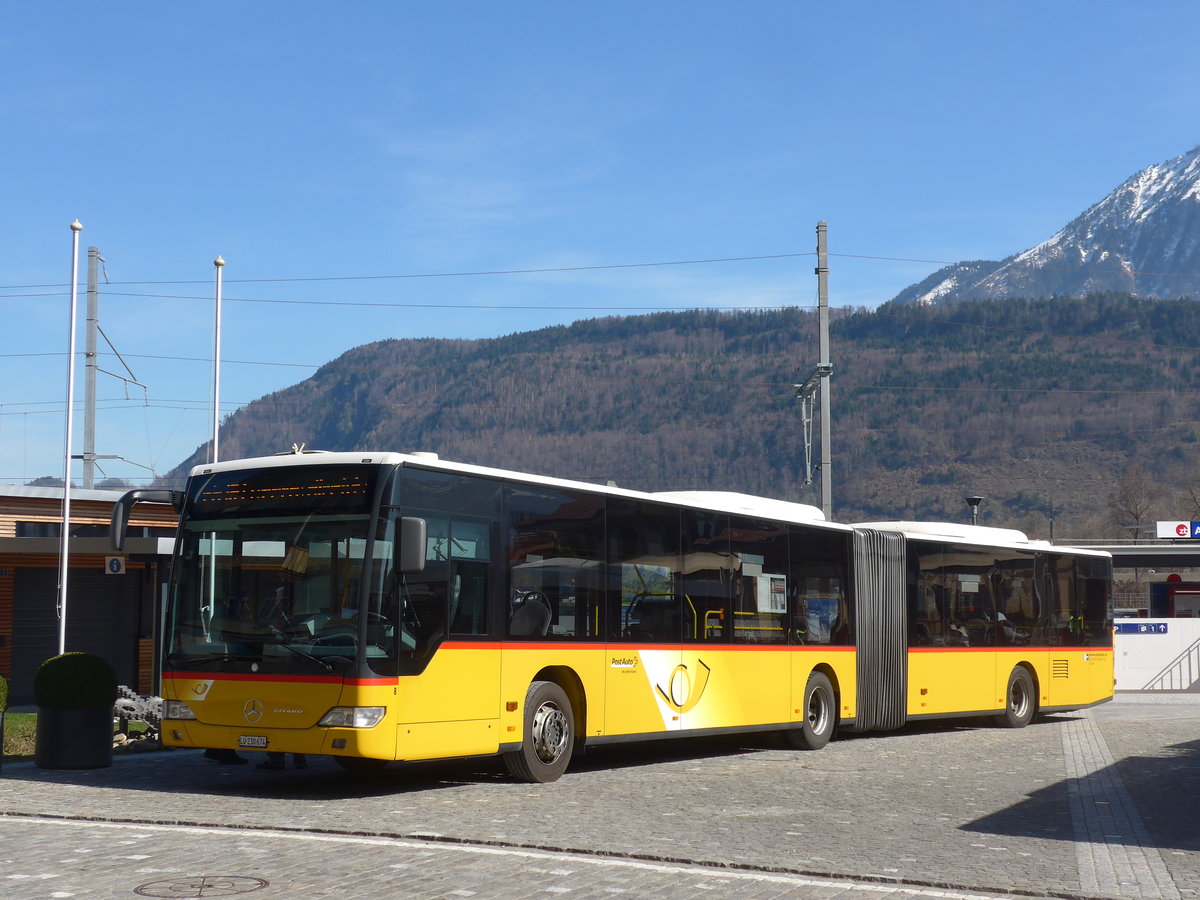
[1142,636,1200,690]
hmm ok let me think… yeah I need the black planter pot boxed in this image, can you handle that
[35,706,113,769]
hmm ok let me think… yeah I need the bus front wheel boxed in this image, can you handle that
[784,671,836,750]
[504,681,574,783]
[995,666,1036,728]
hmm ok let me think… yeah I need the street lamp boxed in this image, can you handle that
[965,495,984,527]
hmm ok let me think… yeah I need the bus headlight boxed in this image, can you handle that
[318,706,386,728]
[163,700,197,720]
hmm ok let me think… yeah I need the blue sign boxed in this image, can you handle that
[1192,522,1200,538]
[1115,622,1169,635]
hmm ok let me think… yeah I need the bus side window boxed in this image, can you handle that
[504,484,604,640]
[450,562,489,635]
[607,499,681,643]
[790,526,851,645]
[682,510,730,642]
[1076,557,1114,646]
[730,517,789,645]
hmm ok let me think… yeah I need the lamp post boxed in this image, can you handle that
[965,495,984,527]
[57,220,83,656]
[205,256,225,637]
[211,255,224,464]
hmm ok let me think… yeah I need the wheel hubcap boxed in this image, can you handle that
[807,688,829,734]
[1011,681,1028,717]
[531,701,569,764]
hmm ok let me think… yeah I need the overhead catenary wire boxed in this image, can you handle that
[5,247,1200,293]
[0,251,817,291]
[6,244,1200,486]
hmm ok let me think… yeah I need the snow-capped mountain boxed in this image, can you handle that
[893,145,1200,305]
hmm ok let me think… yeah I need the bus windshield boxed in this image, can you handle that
[166,464,392,675]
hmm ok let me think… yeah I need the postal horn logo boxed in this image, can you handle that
[243,698,264,724]
[656,658,712,714]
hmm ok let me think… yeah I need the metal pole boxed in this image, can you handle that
[816,222,832,519]
[206,256,224,639]
[57,220,82,656]
[83,247,99,489]
[211,255,225,464]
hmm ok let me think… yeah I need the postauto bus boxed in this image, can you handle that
[111,450,1113,783]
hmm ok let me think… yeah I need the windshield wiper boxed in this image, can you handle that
[274,641,334,673]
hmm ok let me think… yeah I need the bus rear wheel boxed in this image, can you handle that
[995,666,1036,728]
[784,671,836,750]
[504,681,574,783]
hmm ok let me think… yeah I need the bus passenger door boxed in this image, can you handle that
[395,554,501,760]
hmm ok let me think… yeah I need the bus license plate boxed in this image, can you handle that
[239,735,268,748]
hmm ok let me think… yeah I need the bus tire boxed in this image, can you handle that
[333,756,389,775]
[784,671,836,750]
[504,681,574,783]
[995,666,1036,728]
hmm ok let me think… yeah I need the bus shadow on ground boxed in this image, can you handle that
[1,734,785,802]
[962,736,1200,852]
[1,715,1083,803]
[576,713,1077,767]
[571,733,780,772]
[817,710,1080,746]
[2,751,510,801]
[210,735,778,798]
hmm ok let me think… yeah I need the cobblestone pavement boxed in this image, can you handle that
[0,693,1195,900]
[0,817,1059,900]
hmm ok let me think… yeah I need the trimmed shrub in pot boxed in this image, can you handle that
[34,652,119,770]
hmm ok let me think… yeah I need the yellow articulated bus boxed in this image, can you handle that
[111,450,1113,783]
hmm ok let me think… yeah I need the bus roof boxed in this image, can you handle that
[188,450,851,531]
[189,452,1104,554]
[854,520,1111,558]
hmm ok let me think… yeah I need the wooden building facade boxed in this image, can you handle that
[0,486,178,706]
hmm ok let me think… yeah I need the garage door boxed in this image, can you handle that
[10,568,140,706]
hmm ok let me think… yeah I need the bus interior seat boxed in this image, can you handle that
[628,600,677,642]
[509,593,552,636]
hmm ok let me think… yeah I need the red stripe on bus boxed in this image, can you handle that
[907,645,1110,654]
[163,672,394,685]
[442,641,854,653]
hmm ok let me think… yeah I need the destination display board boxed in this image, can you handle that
[189,464,378,516]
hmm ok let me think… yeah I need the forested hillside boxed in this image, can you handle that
[170,294,1200,539]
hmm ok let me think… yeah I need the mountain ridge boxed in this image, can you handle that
[896,145,1200,305]
[169,296,1200,538]
[164,144,1200,534]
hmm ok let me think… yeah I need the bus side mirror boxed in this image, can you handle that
[110,488,183,551]
[398,517,427,574]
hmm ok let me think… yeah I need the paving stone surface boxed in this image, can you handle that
[0,693,1195,899]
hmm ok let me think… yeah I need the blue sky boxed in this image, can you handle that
[2,2,1199,485]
